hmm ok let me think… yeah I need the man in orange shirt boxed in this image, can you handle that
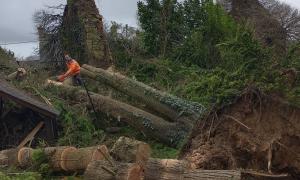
[57,54,82,85]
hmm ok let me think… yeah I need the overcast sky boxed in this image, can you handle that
[0,0,299,58]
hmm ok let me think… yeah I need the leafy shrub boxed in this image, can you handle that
[57,105,104,147]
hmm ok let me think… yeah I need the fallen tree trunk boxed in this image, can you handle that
[46,80,191,147]
[84,160,143,180]
[144,159,241,180]
[81,64,205,122]
[111,136,151,165]
[17,145,110,172]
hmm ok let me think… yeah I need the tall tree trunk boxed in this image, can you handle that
[81,64,204,123]
[46,80,191,147]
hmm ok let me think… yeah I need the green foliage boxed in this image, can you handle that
[285,42,300,70]
[57,104,104,147]
[0,172,41,180]
[175,1,237,68]
[132,0,299,108]
[0,47,17,74]
[106,22,146,69]
[31,149,50,175]
[138,0,185,56]
[150,142,178,158]
[137,0,162,55]
[137,0,238,65]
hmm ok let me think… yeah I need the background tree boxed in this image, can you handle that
[33,5,65,69]
[260,0,300,41]
[137,0,162,56]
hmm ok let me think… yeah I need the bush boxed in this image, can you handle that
[57,105,104,147]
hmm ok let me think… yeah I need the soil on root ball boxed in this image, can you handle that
[180,89,300,179]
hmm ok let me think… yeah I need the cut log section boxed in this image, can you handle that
[46,146,76,171]
[60,145,110,172]
[17,147,33,167]
[81,64,205,122]
[84,160,143,180]
[111,136,151,165]
[46,80,191,147]
[17,146,76,170]
[144,158,191,180]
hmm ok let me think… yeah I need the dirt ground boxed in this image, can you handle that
[180,88,300,178]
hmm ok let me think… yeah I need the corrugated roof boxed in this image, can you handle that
[0,79,59,118]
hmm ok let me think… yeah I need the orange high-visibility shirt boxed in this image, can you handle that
[61,59,81,80]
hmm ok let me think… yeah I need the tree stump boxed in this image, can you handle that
[111,137,151,165]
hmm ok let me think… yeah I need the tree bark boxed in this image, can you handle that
[46,80,191,147]
[111,136,151,165]
[181,170,241,180]
[84,160,143,180]
[144,159,241,180]
[81,64,204,122]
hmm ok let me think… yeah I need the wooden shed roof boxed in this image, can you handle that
[0,79,59,118]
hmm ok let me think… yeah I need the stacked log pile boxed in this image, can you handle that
[0,137,289,179]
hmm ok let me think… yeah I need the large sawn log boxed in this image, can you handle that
[81,64,205,122]
[84,160,143,180]
[144,158,241,180]
[46,80,191,147]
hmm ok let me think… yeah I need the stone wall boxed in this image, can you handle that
[61,0,112,68]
